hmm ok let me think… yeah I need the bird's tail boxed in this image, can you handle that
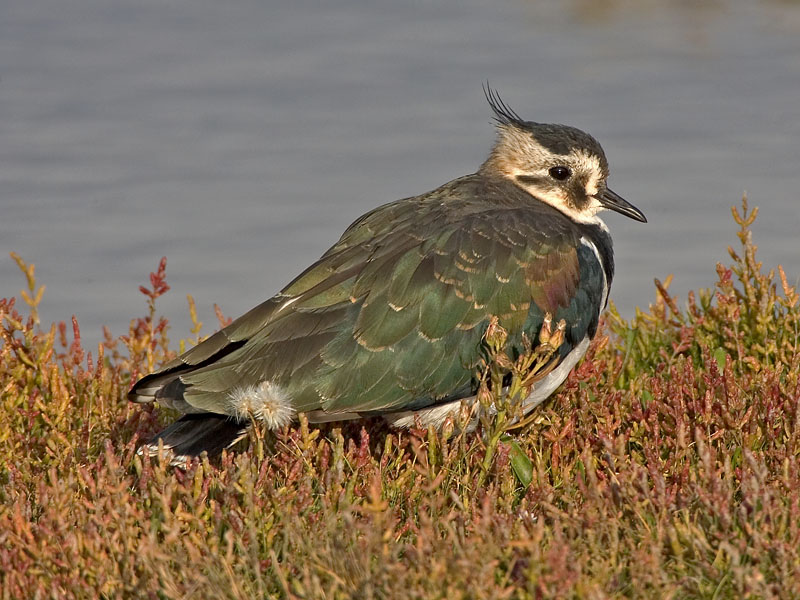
[139,414,249,466]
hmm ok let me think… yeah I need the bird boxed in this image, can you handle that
[129,86,646,463]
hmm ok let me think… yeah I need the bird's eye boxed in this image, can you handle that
[549,166,571,181]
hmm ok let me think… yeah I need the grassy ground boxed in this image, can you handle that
[2,198,799,599]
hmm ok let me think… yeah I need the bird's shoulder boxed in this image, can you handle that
[336,172,581,243]
[299,173,587,284]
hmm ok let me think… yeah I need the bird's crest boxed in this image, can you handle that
[483,83,526,129]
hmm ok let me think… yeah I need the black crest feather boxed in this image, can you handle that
[483,83,525,127]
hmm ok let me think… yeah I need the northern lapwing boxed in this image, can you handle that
[129,87,646,462]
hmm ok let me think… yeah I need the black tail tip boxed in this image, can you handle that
[138,414,249,466]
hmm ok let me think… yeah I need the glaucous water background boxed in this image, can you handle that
[2,0,800,349]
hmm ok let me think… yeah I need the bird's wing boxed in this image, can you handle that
[130,179,607,417]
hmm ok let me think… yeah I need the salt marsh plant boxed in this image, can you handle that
[1,198,799,599]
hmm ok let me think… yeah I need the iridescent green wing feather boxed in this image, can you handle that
[311,199,593,414]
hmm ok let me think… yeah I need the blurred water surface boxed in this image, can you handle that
[2,0,800,348]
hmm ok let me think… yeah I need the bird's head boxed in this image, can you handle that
[480,86,646,225]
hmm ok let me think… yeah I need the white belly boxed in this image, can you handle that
[383,336,591,430]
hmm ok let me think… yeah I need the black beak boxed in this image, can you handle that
[598,188,647,223]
